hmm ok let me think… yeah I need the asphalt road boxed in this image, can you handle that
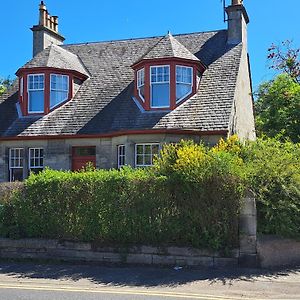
[0,261,299,300]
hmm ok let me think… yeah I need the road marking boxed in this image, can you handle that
[0,283,263,300]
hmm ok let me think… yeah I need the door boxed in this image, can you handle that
[72,146,96,171]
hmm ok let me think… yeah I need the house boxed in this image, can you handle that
[0,0,255,182]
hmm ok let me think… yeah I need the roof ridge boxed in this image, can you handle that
[168,33,176,57]
[63,29,227,47]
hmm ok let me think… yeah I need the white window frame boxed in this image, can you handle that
[135,143,160,167]
[117,145,126,168]
[50,74,69,109]
[176,65,193,103]
[9,148,24,182]
[150,65,170,108]
[137,68,145,102]
[27,74,45,113]
[28,148,44,169]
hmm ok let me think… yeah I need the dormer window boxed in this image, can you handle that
[150,65,170,108]
[131,33,206,112]
[28,74,45,113]
[50,74,69,109]
[17,67,88,117]
[176,66,193,103]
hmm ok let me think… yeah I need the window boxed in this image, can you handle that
[135,143,160,167]
[29,148,44,174]
[176,66,193,102]
[137,68,145,101]
[73,147,96,156]
[150,66,170,108]
[9,148,24,182]
[20,77,23,97]
[28,74,45,113]
[117,145,126,168]
[50,74,69,109]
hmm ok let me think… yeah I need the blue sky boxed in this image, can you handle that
[0,0,299,90]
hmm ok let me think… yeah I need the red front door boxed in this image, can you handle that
[72,146,96,171]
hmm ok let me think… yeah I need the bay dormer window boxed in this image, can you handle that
[50,74,69,109]
[150,65,170,108]
[16,67,88,117]
[133,60,204,112]
[28,74,45,113]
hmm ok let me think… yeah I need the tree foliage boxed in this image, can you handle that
[255,74,300,142]
[0,77,13,96]
[268,40,300,83]
[255,40,300,142]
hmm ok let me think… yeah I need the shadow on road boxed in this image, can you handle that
[0,261,299,287]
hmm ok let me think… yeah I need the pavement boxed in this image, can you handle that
[0,261,299,299]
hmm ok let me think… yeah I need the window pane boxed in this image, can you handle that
[29,90,44,112]
[30,168,43,175]
[11,169,23,182]
[136,155,143,165]
[151,83,170,107]
[74,147,96,156]
[144,145,151,155]
[144,155,151,165]
[137,145,143,155]
[152,144,159,155]
[176,83,192,101]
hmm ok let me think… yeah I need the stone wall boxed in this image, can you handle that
[0,238,239,267]
[258,235,300,268]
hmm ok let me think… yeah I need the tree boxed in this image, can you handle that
[0,77,13,96]
[255,41,300,142]
[255,74,300,143]
[268,40,300,83]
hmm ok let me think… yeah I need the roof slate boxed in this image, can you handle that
[136,33,200,63]
[0,30,242,138]
[20,44,89,76]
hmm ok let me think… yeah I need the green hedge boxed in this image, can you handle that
[2,137,298,249]
[0,149,244,251]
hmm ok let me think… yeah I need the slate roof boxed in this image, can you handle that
[136,33,200,63]
[19,44,89,77]
[0,30,242,138]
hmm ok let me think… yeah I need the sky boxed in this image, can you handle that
[0,0,299,91]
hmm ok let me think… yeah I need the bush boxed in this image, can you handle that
[210,136,300,238]
[0,182,24,238]
[243,138,300,238]
[0,158,244,251]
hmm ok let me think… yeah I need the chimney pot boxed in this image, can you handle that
[232,0,243,5]
[32,1,65,57]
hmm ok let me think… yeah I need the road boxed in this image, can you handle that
[0,261,299,299]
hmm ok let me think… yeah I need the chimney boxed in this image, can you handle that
[225,0,249,46]
[31,1,65,57]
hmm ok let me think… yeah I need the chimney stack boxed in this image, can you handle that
[226,0,249,46]
[31,1,65,57]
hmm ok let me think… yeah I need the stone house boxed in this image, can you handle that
[0,0,255,182]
